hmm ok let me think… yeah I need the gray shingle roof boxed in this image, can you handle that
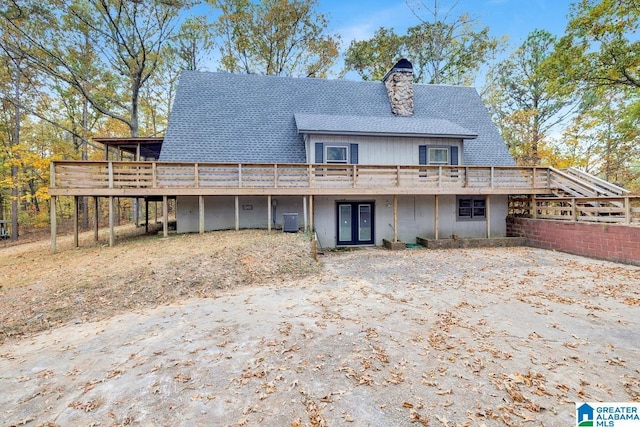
[160,71,514,166]
[294,113,477,139]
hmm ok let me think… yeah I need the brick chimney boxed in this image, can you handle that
[382,59,414,116]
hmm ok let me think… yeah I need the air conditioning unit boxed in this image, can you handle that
[283,213,298,233]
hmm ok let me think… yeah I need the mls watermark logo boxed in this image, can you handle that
[576,402,640,427]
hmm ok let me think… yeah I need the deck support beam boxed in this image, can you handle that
[393,195,398,242]
[51,195,57,253]
[162,195,168,238]
[309,195,314,233]
[532,196,537,219]
[73,196,79,248]
[109,196,115,246]
[235,196,240,231]
[303,196,308,232]
[199,195,205,234]
[145,198,149,233]
[94,197,99,241]
[486,195,491,238]
[434,195,439,240]
[625,197,631,225]
[267,195,272,231]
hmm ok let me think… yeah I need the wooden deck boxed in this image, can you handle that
[50,161,638,253]
[49,161,556,196]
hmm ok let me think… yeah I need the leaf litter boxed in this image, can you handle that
[1,232,639,426]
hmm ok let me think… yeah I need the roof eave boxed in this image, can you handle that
[297,130,478,139]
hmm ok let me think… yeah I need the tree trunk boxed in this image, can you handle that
[11,67,21,242]
[130,84,140,225]
[81,97,89,229]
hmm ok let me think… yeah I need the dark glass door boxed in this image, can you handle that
[336,202,374,245]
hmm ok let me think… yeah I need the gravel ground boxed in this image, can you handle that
[1,239,639,427]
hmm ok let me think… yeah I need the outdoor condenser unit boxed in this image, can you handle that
[283,213,298,233]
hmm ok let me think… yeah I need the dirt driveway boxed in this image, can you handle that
[1,241,639,426]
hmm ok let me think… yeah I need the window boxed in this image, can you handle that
[457,197,486,220]
[428,147,449,165]
[326,146,348,163]
[419,145,459,166]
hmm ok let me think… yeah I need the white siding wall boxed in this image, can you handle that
[308,134,464,165]
[177,192,508,250]
[176,196,308,233]
[177,194,508,246]
[307,195,508,247]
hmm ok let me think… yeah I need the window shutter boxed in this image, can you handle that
[350,144,359,164]
[450,146,459,165]
[419,145,427,165]
[315,143,324,163]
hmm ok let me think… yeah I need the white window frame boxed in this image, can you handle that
[428,147,449,165]
[325,145,349,164]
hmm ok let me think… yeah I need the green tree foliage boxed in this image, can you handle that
[485,29,575,166]
[343,1,502,84]
[549,0,640,188]
[0,4,47,240]
[209,0,340,77]
[343,27,404,81]
[0,0,198,232]
[2,0,192,137]
[560,87,640,189]
[170,15,217,72]
[553,0,639,90]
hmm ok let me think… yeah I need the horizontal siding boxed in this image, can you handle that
[308,134,463,165]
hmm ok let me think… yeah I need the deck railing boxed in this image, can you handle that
[50,161,554,195]
[509,195,640,225]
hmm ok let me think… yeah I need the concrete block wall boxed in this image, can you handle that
[507,217,640,266]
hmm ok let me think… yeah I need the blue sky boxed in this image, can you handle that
[321,0,576,83]
[194,0,577,83]
[325,0,574,49]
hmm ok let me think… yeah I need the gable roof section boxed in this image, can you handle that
[294,114,477,139]
[160,71,515,166]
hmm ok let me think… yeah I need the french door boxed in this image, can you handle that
[337,202,374,245]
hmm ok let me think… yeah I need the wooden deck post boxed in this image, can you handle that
[162,195,168,238]
[134,198,139,228]
[625,197,631,225]
[309,195,314,232]
[94,197,99,241]
[108,162,114,189]
[267,195,272,231]
[532,196,537,219]
[485,195,491,238]
[393,195,398,242]
[303,196,308,232]
[235,196,240,231]
[532,167,537,188]
[145,198,149,233]
[73,196,79,248]
[51,195,57,253]
[434,195,439,240]
[109,196,115,246]
[199,195,205,234]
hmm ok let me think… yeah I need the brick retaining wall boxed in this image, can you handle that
[506,217,640,266]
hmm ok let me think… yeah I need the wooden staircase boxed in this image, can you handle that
[549,167,629,198]
[537,167,632,222]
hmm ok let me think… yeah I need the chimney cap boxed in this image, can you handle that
[383,58,413,82]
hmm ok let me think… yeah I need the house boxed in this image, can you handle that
[157,59,517,247]
[48,60,637,255]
